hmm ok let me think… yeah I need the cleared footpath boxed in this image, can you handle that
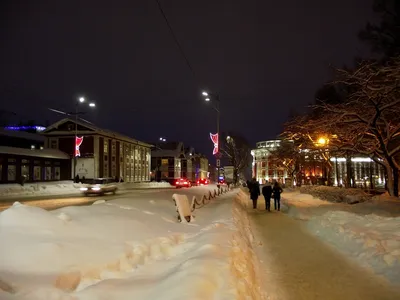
[250,210,400,300]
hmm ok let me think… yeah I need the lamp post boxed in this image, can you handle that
[202,91,221,185]
[73,97,96,181]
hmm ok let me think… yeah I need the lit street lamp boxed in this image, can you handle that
[201,91,221,185]
[73,97,96,181]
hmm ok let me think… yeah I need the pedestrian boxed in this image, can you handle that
[250,178,260,209]
[272,181,283,211]
[262,182,272,211]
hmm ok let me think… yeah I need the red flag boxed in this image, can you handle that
[209,133,219,155]
[75,136,84,157]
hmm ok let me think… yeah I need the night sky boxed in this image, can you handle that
[1,0,375,156]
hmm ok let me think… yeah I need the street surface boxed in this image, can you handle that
[0,185,221,212]
[250,209,400,300]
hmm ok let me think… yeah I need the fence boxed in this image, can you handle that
[172,185,231,223]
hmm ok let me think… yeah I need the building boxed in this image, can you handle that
[251,140,288,184]
[0,128,70,183]
[193,154,208,180]
[41,118,152,182]
[252,139,386,187]
[182,147,195,181]
[151,142,185,182]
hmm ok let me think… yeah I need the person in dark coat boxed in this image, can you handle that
[272,181,283,211]
[250,178,260,209]
[262,182,272,211]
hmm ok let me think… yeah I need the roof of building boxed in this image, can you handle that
[0,146,70,159]
[42,118,153,148]
[0,128,45,142]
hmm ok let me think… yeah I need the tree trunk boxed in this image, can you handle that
[335,157,340,187]
[345,153,352,188]
[393,168,399,197]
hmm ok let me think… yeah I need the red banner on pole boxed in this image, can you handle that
[75,136,84,157]
[210,133,219,155]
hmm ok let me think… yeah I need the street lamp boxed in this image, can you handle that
[74,96,96,181]
[201,90,221,185]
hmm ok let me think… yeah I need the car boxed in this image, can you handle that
[80,178,118,196]
[218,179,226,185]
[195,178,209,186]
[175,178,192,188]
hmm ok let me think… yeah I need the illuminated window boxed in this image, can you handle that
[104,141,108,153]
[161,159,168,165]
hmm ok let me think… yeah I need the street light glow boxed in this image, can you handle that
[202,91,208,96]
[89,102,96,107]
[205,98,210,102]
[79,97,85,103]
[317,137,327,145]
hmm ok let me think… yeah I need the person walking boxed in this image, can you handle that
[250,178,260,209]
[272,181,283,211]
[262,182,273,211]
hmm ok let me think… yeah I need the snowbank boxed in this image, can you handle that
[230,190,265,300]
[299,185,372,204]
[118,181,173,190]
[282,191,400,287]
[0,181,80,198]
[0,188,261,299]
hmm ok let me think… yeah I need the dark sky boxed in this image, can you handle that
[0,0,375,156]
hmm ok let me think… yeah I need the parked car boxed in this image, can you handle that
[175,178,192,188]
[195,178,209,186]
[80,178,118,196]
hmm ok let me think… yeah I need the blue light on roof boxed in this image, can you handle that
[4,126,46,132]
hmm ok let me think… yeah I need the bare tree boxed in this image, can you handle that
[318,58,400,196]
[220,132,252,183]
[268,140,303,186]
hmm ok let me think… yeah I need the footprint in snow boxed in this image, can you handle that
[142,210,155,215]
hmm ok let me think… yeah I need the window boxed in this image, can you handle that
[104,155,108,161]
[50,140,58,149]
[104,141,108,153]
[8,165,16,181]
[8,158,16,163]
[45,167,51,180]
[33,166,41,181]
[21,165,29,180]
[54,167,60,180]
[161,159,168,165]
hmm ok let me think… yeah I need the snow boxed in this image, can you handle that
[0,181,82,198]
[0,181,173,199]
[282,190,400,287]
[0,186,263,299]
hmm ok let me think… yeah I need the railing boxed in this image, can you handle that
[172,185,231,223]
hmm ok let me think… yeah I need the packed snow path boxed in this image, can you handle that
[251,211,400,300]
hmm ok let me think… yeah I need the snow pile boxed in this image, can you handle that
[299,185,372,204]
[282,191,400,287]
[0,181,80,198]
[0,190,242,299]
[307,211,400,286]
[119,181,173,190]
[230,189,265,300]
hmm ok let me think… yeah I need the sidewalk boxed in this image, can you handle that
[249,210,400,300]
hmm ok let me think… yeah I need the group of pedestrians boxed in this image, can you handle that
[247,178,283,211]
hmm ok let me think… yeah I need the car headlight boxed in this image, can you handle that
[80,187,88,191]
[92,187,101,191]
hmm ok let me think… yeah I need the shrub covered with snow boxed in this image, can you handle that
[299,185,372,204]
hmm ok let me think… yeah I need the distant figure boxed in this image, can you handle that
[75,174,80,183]
[272,181,283,211]
[262,182,273,211]
[249,178,260,209]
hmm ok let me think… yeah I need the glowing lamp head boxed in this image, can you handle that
[202,91,208,96]
[79,97,85,103]
[317,137,327,145]
[205,98,210,102]
[89,102,95,107]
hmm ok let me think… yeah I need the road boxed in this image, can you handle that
[250,210,400,300]
[0,185,222,212]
